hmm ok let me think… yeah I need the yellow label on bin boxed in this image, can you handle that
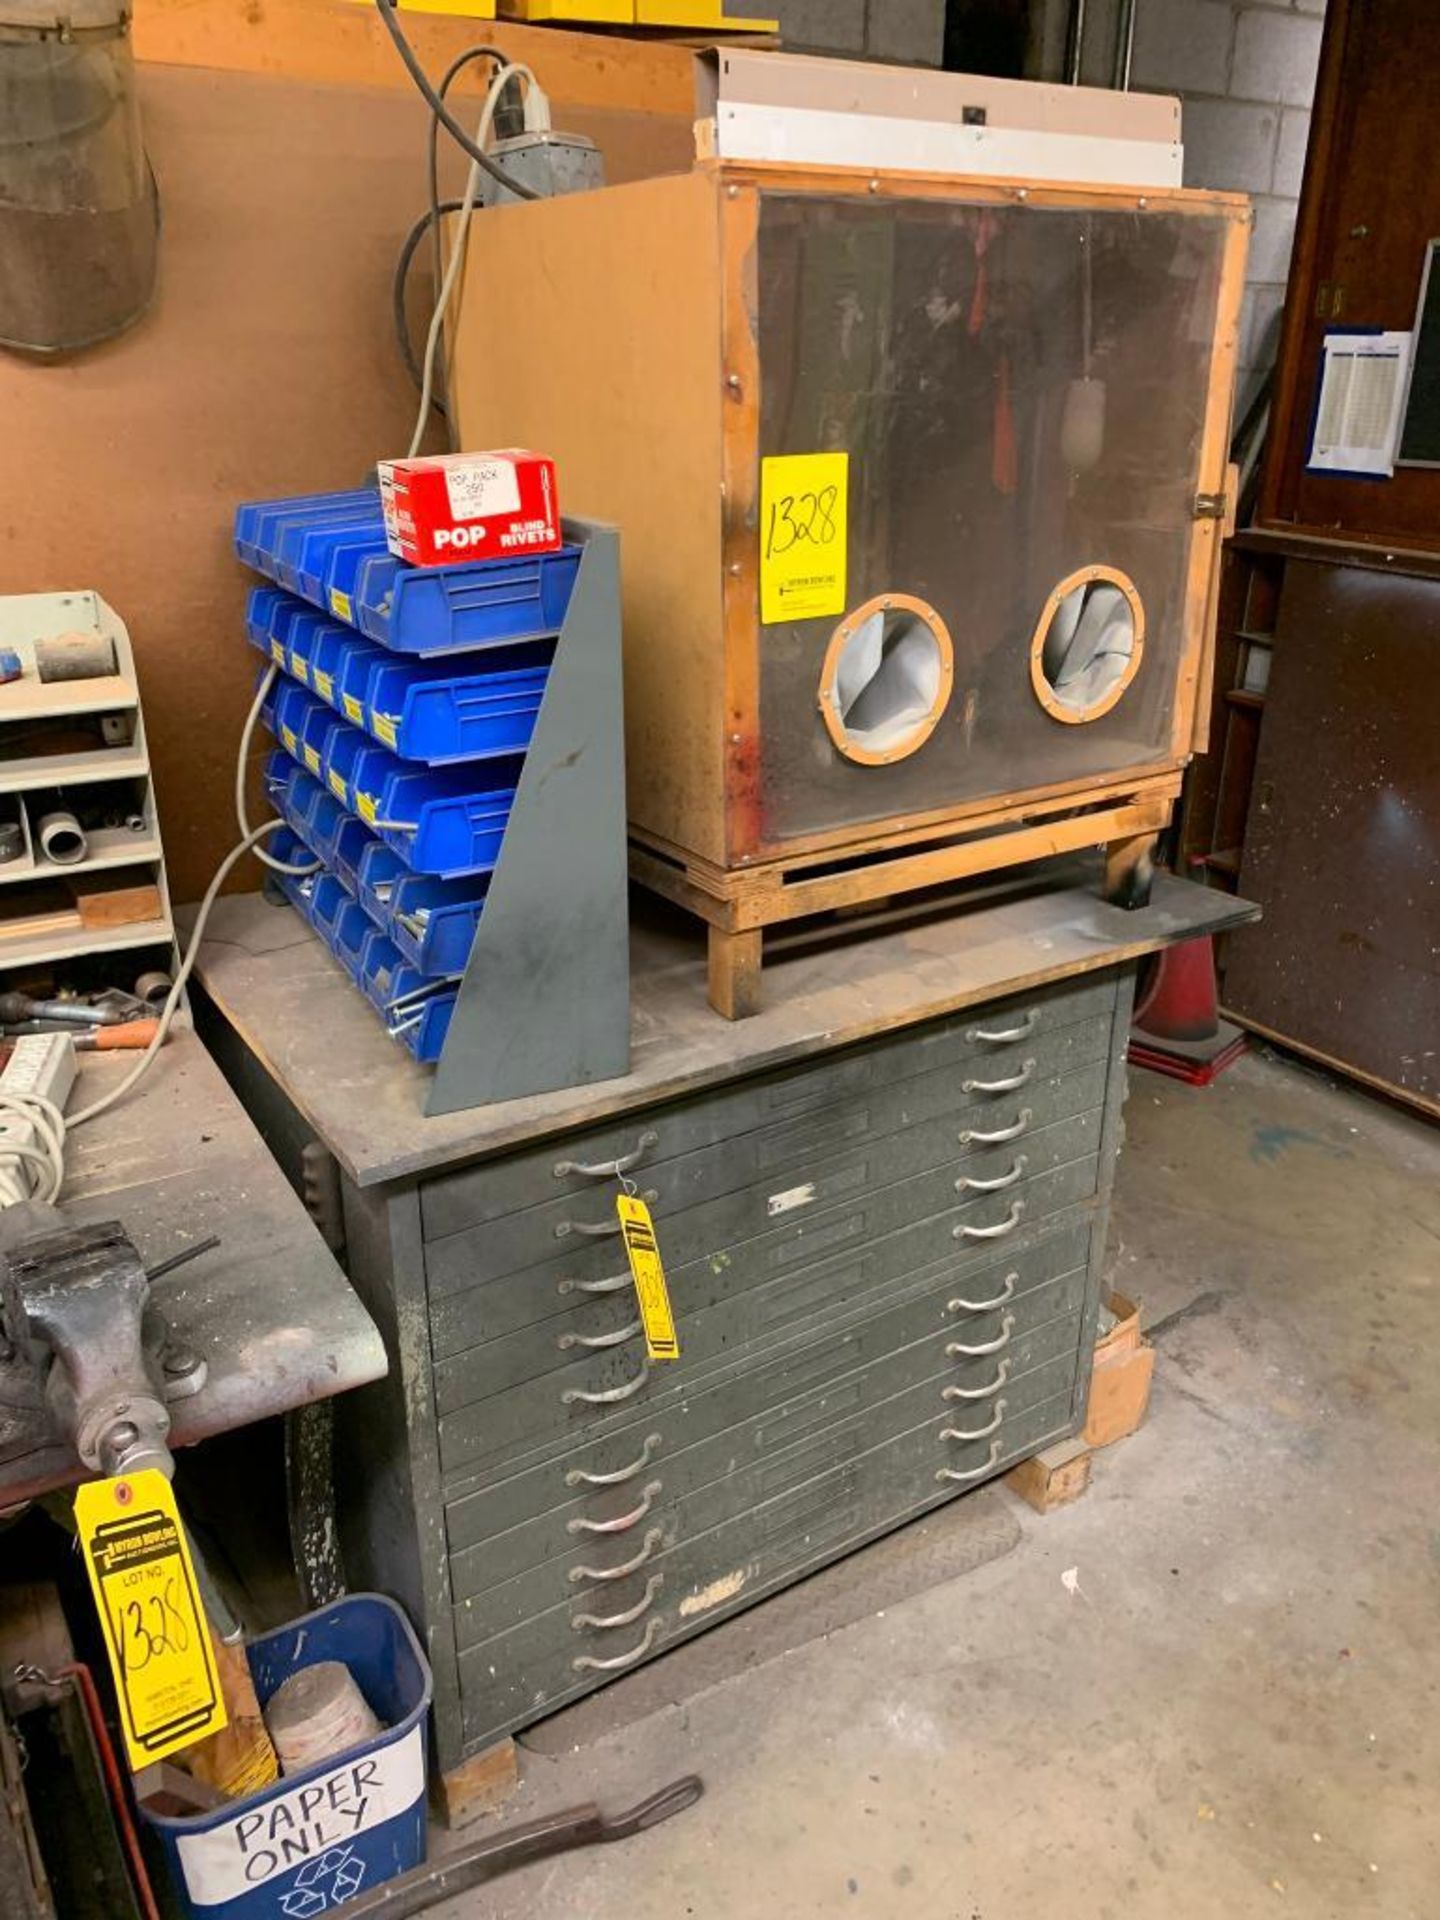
[616,1193,679,1360]
[342,695,364,725]
[75,1470,226,1772]
[355,790,379,825]
[314,672,335,701]
[291,654,310,686]
[279,725,298,755]
[270,640,286,666]
[759,451,848,625]
[302,747,321,775]
[373,715,398,749]
[330,589,353,622]
[328,771,348,801]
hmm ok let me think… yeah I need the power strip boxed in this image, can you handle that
[0,1032,77,1208]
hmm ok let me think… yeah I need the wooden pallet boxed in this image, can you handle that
[630,773,1180,1017]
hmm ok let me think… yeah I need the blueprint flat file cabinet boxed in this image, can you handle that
[189,873,1264,1799]
[241,964,1126,1777]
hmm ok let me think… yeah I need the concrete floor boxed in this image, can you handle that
[436,1047,1440,1920]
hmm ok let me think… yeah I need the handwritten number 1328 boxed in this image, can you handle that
[765,485,840,560]
[120,1580,192,1671]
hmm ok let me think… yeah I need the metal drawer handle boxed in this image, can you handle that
[569,1526,662,1584]
[943,1359,1011,1401]
[953,1200,1024,1241]
[572,1574,663,1633]
[948,1272,1017,1313]
[572,1616,662,1673]
[962,1060,1035,1095]
[955,1156,1026,1195]
[562,1361,651,1407]
[967,1008,1038,1044]
[567,1481,661,1535]
[555,1192,658,1240]
[940,1399,1007,1443]
[935,1439,1002,1484]
[958,1108,1031,1147]
[554,1130,659,1181]
[567,1434,662,1489]
[557,1271,633,1297]
[946,1313,1015,1358]
[558,1319,642,1352]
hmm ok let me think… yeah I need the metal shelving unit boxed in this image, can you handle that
[0,592,177,979]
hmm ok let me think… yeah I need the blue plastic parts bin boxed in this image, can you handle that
[235,484,578,1066]
[266,759,490,973]
[269,825,460,1064]
[144,1593,432,1920]
[233,487,580,656]
[247,586,553,763]
[267,688,519,877]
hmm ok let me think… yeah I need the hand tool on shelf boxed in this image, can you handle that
[1,1020,164,1050]
[0,992,125,1028]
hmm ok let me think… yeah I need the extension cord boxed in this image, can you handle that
[0,1032,77,1208]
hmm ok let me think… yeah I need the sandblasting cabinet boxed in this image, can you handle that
[451,154,1248,1011]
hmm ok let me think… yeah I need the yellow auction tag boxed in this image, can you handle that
[759,451,848,625]
[330,589,353,623]
[75,1471,227,1773]
[616,1193,679,1361]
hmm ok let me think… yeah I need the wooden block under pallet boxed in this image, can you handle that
[1004,1436,1093,1514]
[435,1736,519,1827]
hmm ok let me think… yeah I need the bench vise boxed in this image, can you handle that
[0,1205,206,1481]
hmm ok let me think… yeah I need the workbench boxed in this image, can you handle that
[190,860,1256,1801]
[0,1029,387,1505]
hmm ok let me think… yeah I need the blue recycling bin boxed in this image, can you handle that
[144,1594,431,1920]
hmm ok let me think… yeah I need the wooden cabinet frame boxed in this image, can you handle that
[452,161,1249,1012]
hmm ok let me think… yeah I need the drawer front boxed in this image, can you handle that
[432,1100,1103,1411]
[445,1217,1094,1594]
[425,1022,1111,1304]
[457,1385,1075,1750]
[427,1050,1107,1351]
[435,1153,1101,1480]
[421,973,1116,1242]
[452,1292,1085,1643]
[428,1052,1105,1367]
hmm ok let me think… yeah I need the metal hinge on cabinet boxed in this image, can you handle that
[1193,490,1229,519]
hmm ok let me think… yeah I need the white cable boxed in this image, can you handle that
[61,684,327,1133]
[237,663,321,877]
[407,62,538,458]
[58,64,545,1143]
[66,820,292,1132]
[0,1091,66,1205]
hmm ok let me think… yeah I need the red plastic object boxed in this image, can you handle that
[1129,936,1246,1084]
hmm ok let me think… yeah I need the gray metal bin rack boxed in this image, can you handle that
[246,520,629,1117]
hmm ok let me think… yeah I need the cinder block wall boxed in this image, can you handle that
[1129,0,1325,414]
[768,0,946,67]
[1040,0,1325,415]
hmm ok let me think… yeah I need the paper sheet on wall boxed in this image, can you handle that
[1307,330,1412,477]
